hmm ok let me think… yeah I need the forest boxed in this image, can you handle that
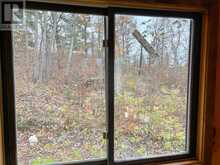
[13,10,191,165]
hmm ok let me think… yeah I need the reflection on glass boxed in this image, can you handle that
[114,15,191,161]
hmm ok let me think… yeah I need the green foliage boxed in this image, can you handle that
[136,147,145,156]
[116,92,144,107]
[31,159,54,165]
[64,87,73,100]
[72,149,82,160]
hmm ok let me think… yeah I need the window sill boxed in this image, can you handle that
[157,160,203,165]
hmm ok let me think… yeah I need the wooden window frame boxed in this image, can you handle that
[0,1,208,165]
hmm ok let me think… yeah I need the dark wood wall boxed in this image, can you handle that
[0,0,219,164]
[212,2,220,165]
[205,3,220,165]
[133,0,203,5]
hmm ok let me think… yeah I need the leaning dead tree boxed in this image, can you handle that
[132,29,159,74]
[132,29,159,58]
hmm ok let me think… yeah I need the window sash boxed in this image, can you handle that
[0,2,202,165]
[107,7,201,165]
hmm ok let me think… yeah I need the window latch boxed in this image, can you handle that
[102,40,109,48]
[103,132,108,139]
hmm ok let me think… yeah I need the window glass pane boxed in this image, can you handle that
[114,14,192,161]
[13,10,106,164]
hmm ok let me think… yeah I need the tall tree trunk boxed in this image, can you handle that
[49,12,58,78]
[39,12,48,83]
[66,18,76,80]
[84,23,87,56]
[91,31,95,57]
[33,12,40,83]
[66,33,74,77]
[138,46,143,75]
[97,17,102,58]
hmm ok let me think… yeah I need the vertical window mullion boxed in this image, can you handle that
[106,8,115,165]
[185,19,194,155]
[1,29,17,165]
[188,15,202,157]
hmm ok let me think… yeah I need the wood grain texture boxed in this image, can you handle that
[0,0,219,165]
[28,0,206,12]
[212,4,220,165]
[196,12,208,163]
[204,4,220,165]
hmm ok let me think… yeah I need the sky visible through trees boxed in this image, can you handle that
[13,9,191,165]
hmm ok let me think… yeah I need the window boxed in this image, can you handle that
[13,10,106,164]
[1,2,202,165]
[115,14,191,160]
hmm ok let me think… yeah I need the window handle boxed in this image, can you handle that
[102,40,109,48]
[103,132,108,139]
